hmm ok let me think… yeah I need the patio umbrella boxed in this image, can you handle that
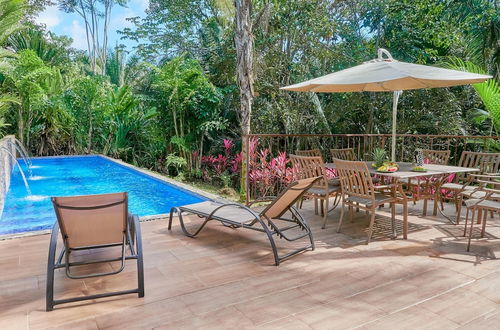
[281,48,492,161]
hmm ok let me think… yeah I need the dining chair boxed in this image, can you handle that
[290,155,340,229]
[422,149,451,165]
[405,149,450,216]
[335,159,408,243]
[461,174,500,251]
[330,148,356,161]
[440,151,500,224]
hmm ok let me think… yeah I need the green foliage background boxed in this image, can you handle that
[0,0,498,183]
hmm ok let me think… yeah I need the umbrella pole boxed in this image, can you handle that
[391,90,402,162]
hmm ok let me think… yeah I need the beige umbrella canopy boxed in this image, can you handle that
[281,49,492,161]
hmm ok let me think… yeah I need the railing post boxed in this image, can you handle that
[245,134,250,205]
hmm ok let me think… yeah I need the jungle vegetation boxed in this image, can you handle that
[0,0,498,191]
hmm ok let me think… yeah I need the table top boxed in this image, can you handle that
[325,162,479,179]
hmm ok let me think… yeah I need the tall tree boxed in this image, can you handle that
[58,0,127,74]
[234,0,253,201]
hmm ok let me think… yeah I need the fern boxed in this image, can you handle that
[445,58,499,134]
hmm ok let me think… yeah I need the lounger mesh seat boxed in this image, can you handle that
[168,177,321,265]
[46,192,144,311]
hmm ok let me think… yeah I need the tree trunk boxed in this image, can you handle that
[309,92,331,134]
[234,0,254,203]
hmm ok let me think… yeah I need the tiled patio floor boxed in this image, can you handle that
[0,200,499,329]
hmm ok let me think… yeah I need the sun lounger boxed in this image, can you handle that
[168,177,320,265]
[46,192,144,311]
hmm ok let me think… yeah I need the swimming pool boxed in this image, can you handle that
[0,155,207,235]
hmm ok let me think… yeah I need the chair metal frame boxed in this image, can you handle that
[168,177,321,266]
[440,151,500,224]
[335,159,408,244]
[290,155,341,229]
[461,174,500,251]
[46,193,144,311]
[330,148,356,161]
[404,149,451,216]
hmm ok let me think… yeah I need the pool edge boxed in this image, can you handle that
[0,154,229,240]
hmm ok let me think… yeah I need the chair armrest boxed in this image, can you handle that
[374,184,399,190]
[469,173,500,180]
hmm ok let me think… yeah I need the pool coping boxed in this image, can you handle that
[0,154,229,240]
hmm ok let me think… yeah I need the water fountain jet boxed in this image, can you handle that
[0,146,31,195]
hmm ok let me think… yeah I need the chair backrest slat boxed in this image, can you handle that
[335,159,375,200]
[330,148,356,161]
[289,154,327,188]
[422,149,450,165]
[296,149,322,158]
[456,151,500,182]
[262,176,320,219]
[52,192,128,249]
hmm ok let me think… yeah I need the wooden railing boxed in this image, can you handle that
[244,133,500,203]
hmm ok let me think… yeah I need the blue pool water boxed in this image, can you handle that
[0,156,207,235]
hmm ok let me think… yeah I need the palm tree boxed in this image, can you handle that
[0,0,25,137]
[0,0,25,51]
[446,58,499,136]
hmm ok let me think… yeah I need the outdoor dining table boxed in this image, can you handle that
[324,162,479,238]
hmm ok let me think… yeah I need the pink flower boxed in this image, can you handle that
[223,139,234,154]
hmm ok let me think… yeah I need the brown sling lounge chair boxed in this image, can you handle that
[168,177,321,266]
[46,192,144,311]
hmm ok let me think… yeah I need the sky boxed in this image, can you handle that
[35,0,149,51]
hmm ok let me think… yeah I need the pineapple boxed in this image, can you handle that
[372,148,387,168]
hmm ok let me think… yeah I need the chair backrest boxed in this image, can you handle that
[422,149,450,165]
[262,176,321,219]
[296,149,322,158]
[335,159,375,201]
[289,154,327,188]
[330,148,356,161]
[52,192,128,249]
[456,151,500,182]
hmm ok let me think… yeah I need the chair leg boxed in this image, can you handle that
[433,193,438,216]
[463,208,470,237]
[131,215,145,298]
[321,198,329,229]
[349,205,353,223]
[423,199,427,217]
[481,210,487,238]
[336,202,345,233]
[467,210,476,252]
[366,211,376,244]
[456,194,463,225]
[391,202,396,239]
[314,198,318,215]
[403,200,408,239]
[46,222,59,311]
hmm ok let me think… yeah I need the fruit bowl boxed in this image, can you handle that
[376,164,398,173]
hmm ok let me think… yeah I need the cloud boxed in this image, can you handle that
[68,20,88,50]
[110,7,136,31]
[129,0,149,13]
[36,5,61,28]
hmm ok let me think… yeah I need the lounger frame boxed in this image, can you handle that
[168,179,319,266]
[46,197,144,311]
